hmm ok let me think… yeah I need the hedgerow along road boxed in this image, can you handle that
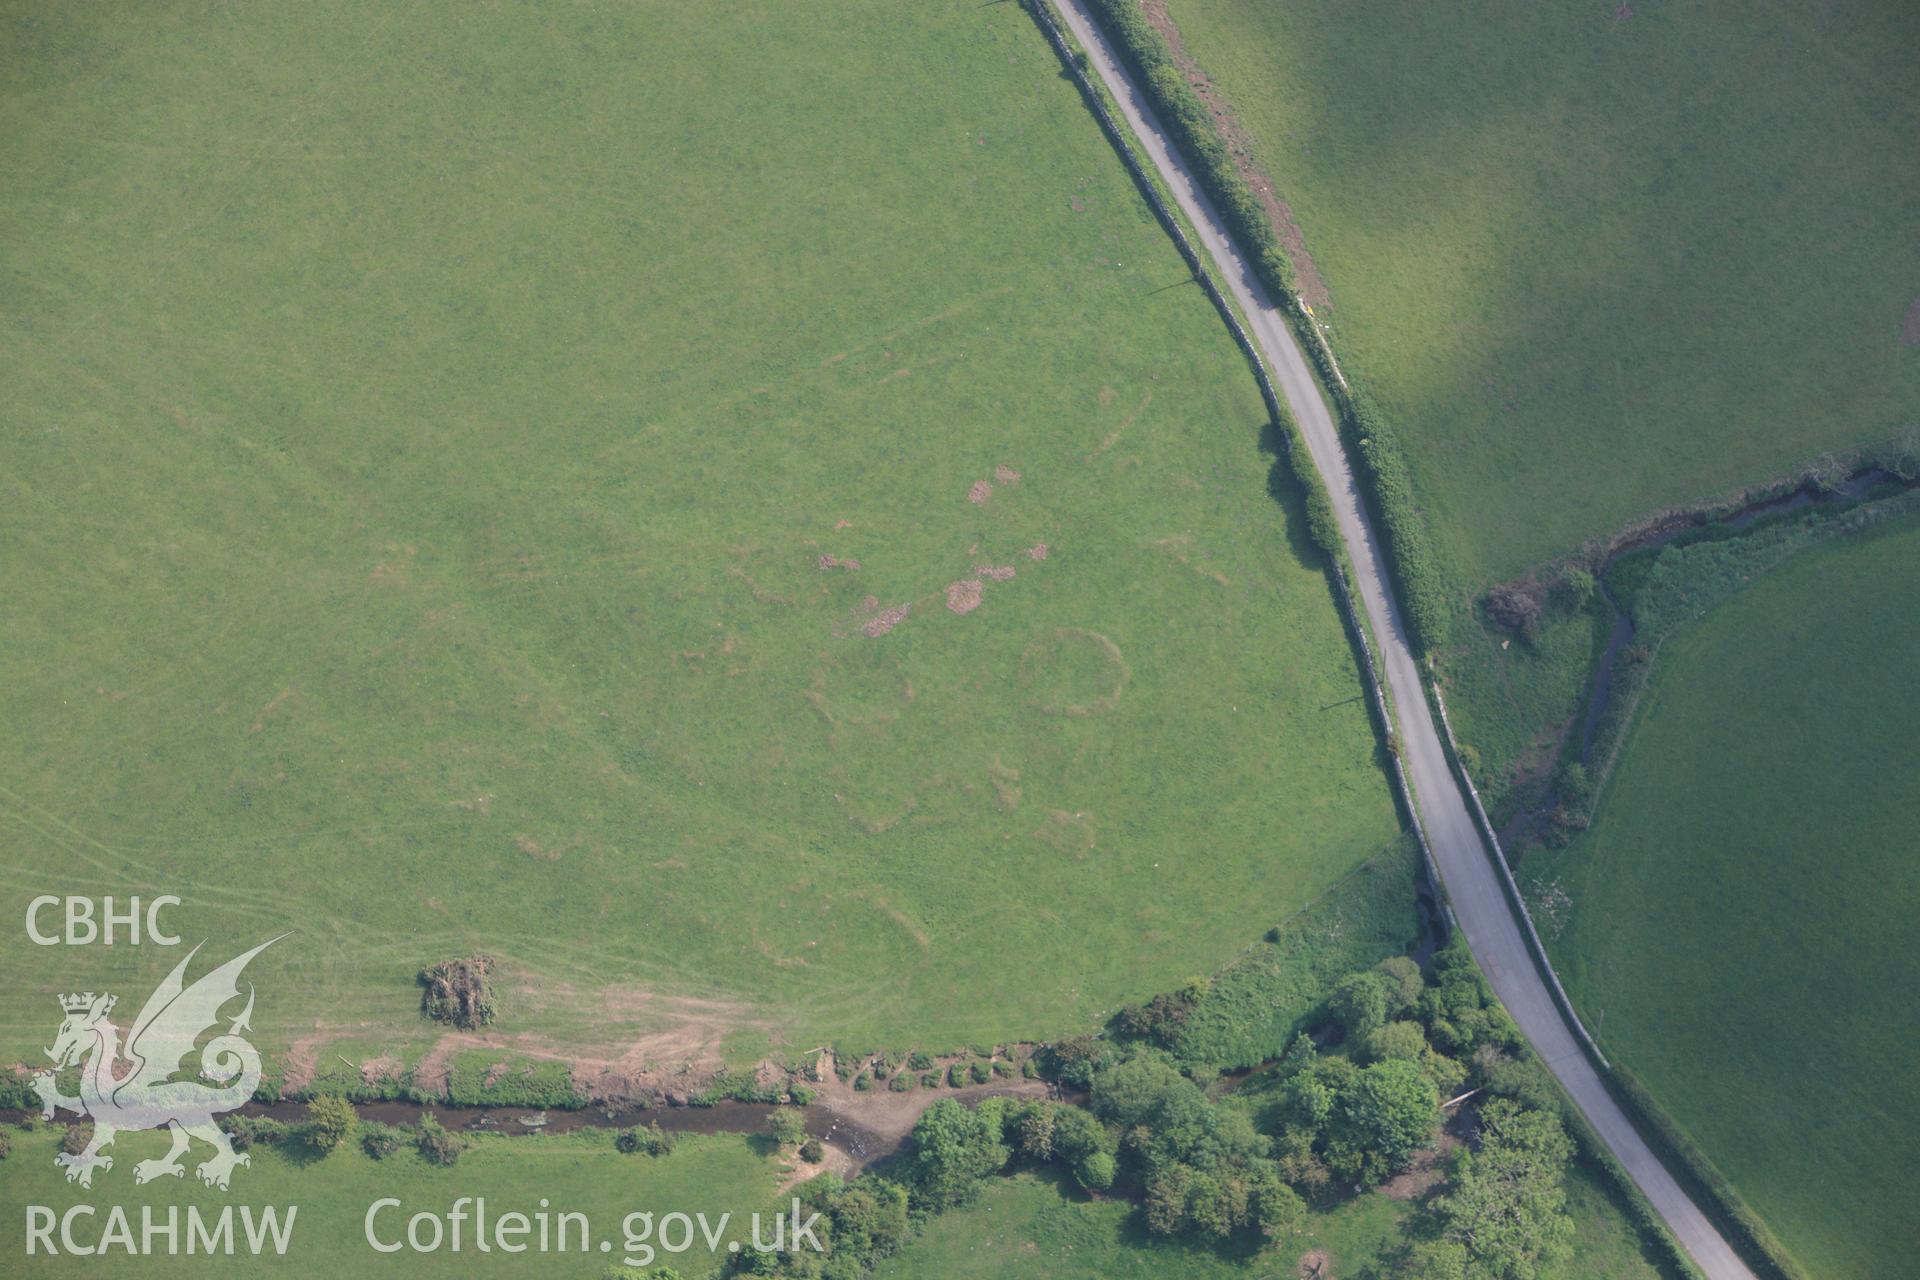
[1049,2,1759,1276]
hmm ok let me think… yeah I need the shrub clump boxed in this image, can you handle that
[303,1094,356,1155]
[418,956,496,1030]
[615,1123,673,1158]
[415,1115,463,1167]
[360,1122,404,1159]
[766,1107,806,1147]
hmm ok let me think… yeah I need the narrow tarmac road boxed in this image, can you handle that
[1051,3,1759,1276]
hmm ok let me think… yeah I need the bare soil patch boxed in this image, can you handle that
[360,1053,402,1087]
[861,603,910,637]
[1381,1129,1462,1201]
[1298,1248,1333,1279]
[945,579,984,614]
[967,478,993,504]
[817,553,861,571]
[810,1072,1050,1148]
[1140,0,1333,311]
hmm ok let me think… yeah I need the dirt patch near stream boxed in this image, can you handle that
[409,976,776,1101]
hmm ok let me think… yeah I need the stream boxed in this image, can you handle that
[1500,467,1908,851]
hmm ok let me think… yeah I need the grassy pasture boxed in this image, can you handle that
[0,1126,776,1277]
[0,0,1399,1069]
[1527,513,1920,1280]
[1159,0,1920,586]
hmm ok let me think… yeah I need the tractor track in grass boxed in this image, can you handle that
[1043,2,1758,1275]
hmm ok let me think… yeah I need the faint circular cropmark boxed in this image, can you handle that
[1019,627,1130,716]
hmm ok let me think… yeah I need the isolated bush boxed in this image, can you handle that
[615,1123,672,1158]
[303,1094,356,1155]
[920,1072,941,1089]
[0,1128,11,1160]
[852,1072,872,1092]
[61,1124,92,1157]
[799,1137,824,1164]
[360,1122,404,1159]
[766,1108,806,1147]
[418,956,496,1030]
[1484,581,1545,641]
[415,1115,463,1167]
[969,1061,991,1085]
[946,1064,966,1088]
[888,1073,912,1093]
[907,1051,932,1072]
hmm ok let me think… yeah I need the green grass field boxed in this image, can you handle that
[0,1126,778,1277]
[868,1163,1674,1279]
[870,1170,1408,1280]
[1160,0,1920,586]
[1527,512,1920,1280]
[0,0,1403,1072]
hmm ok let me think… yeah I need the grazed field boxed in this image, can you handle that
[0,1127,777,1277]
[0,0,1399,1074]
[1528,513,1920,1280]
[1158,0,1920,586]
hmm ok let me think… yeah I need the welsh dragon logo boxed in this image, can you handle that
[31,937,283,1190]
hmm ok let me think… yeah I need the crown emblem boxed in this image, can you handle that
[59,992,113,1015]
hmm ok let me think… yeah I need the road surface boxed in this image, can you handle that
[1050,3,1759,1276]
